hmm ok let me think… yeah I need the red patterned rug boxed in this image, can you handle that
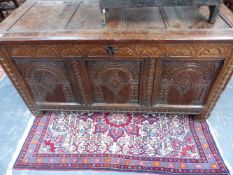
[14,112,229,174]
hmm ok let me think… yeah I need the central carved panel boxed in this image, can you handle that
[87,60,141,104]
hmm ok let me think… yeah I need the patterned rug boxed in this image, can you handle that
[14,112,229,174]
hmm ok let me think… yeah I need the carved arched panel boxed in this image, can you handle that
[156,60,223,105]
[87,60,140,104]
[13,59,77,103]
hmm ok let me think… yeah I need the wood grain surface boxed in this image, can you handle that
[0,0,232,120]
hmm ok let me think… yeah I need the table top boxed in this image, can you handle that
[0,0,233,44]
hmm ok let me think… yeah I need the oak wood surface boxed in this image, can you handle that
[0,0,232,119]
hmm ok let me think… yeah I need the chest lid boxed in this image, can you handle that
[0,0,232,44]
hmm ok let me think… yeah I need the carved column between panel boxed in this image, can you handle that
[143,58,156,106]
[71,59,93,105]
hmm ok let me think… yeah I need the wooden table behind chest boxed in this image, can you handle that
[0,0,232,120]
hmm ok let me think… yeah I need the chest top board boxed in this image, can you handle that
[0,0,232,120]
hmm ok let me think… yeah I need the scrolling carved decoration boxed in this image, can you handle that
[0,43,232,119]
[10,44,231,58]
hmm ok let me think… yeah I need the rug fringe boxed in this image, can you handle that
[207,120,233,174]
[6,110,34,175]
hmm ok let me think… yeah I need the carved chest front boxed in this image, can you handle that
[0,0,232,120]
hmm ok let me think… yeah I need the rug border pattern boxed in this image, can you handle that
[13,112,229,174]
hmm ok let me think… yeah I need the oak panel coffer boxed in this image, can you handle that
[0,0,232,120]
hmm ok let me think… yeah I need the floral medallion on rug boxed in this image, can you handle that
[14,112,229,174]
